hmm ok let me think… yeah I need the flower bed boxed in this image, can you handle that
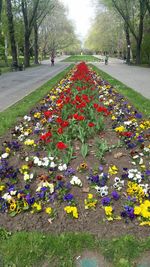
[0,62,150,236]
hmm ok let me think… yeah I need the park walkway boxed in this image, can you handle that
[93,57,150,99]
[0,56,70,112]
[0,56,149,112]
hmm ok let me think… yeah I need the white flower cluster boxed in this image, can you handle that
[33,156,57,168]
[128,169,143,183]
[2,189,17,201]
[70,176,82,187]
[1,153,9,159]
[58,163,67,171]
[24,115,31,122]
[132,153,144,166]
[124,120,138,127]
[139,183,149,195]
[24,173,34,181]
[95,185,108,197]
[113,177,124,191]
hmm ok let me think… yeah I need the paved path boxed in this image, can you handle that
[0,56,70,112]
[92,57,150,99]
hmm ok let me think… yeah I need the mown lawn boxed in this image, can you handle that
[0,229,150,267]
[62,55,100,62]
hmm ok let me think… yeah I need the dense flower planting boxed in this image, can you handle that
[0,62,150,227]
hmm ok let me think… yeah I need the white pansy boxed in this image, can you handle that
[113,177,124,191]
[139,158,143,165]
[128,169,142,183]
[139,183,149,194]
[49,156,54,161]
[50,161,57,168]
[24,173,34,181]
[70,176,82,187]
[10,190,17,196]
[24,132,29,136]
[2,193,12,201]
[33,156,39,164]
[58,163,67,171]
[95,185,108,197]
[18,134,24,141]
[1,153,9,159]
[24,115,31,121]
[24,173,30,181]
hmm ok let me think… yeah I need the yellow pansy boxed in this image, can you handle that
[64,206,78,218]
[34,112,41,119]
[115,126,125,132]
[0,185,5,191]
[5,147,10,153]
[24,139,35,146]
[111,115,116,120]
[109,165,118,175]
[32,202,42,212]
[45,207,52,214]
[134,206,141,215]
[104,206,113,216]
[10,202,17,211]
[88,194,93,199]
[140,221,150,226]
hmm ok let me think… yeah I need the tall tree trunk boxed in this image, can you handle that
[6,0,18,66]
[34,20,39,64]
[4,36,8,66]
[124,22,131,64]
[21,0,40,67]
[112,0,147,65]
[0,0,2,21]
[136,40,142,65]
[135,2,144,65]
[24,32,30,67]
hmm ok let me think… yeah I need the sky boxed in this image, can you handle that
[60,0,95,41]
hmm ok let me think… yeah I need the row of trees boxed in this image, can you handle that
[0,0,81,68]
[85,0,150,64]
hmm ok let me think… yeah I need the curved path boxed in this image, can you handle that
[0,56,70,112]
[92,57,150,99]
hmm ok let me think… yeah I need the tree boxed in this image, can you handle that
[98,0,148,64]
[146,0,150,14]
[6,0,18,66]
[33,0,55,64]
[21,0,40,67]
[0,0,2,21]
[85,10,125,56]
[39,1,79,58]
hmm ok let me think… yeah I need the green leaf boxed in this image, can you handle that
[81,143,88,158]
[9,211,18,217]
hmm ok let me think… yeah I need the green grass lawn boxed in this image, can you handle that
[62,55,101,62]
[91,64,150,117]
[0,229,150,267]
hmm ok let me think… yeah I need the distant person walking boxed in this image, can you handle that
[105,54,109,65]
[105,54,108,65]
[51,55,54,66]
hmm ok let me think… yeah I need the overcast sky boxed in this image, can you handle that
[60,0,95,41]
